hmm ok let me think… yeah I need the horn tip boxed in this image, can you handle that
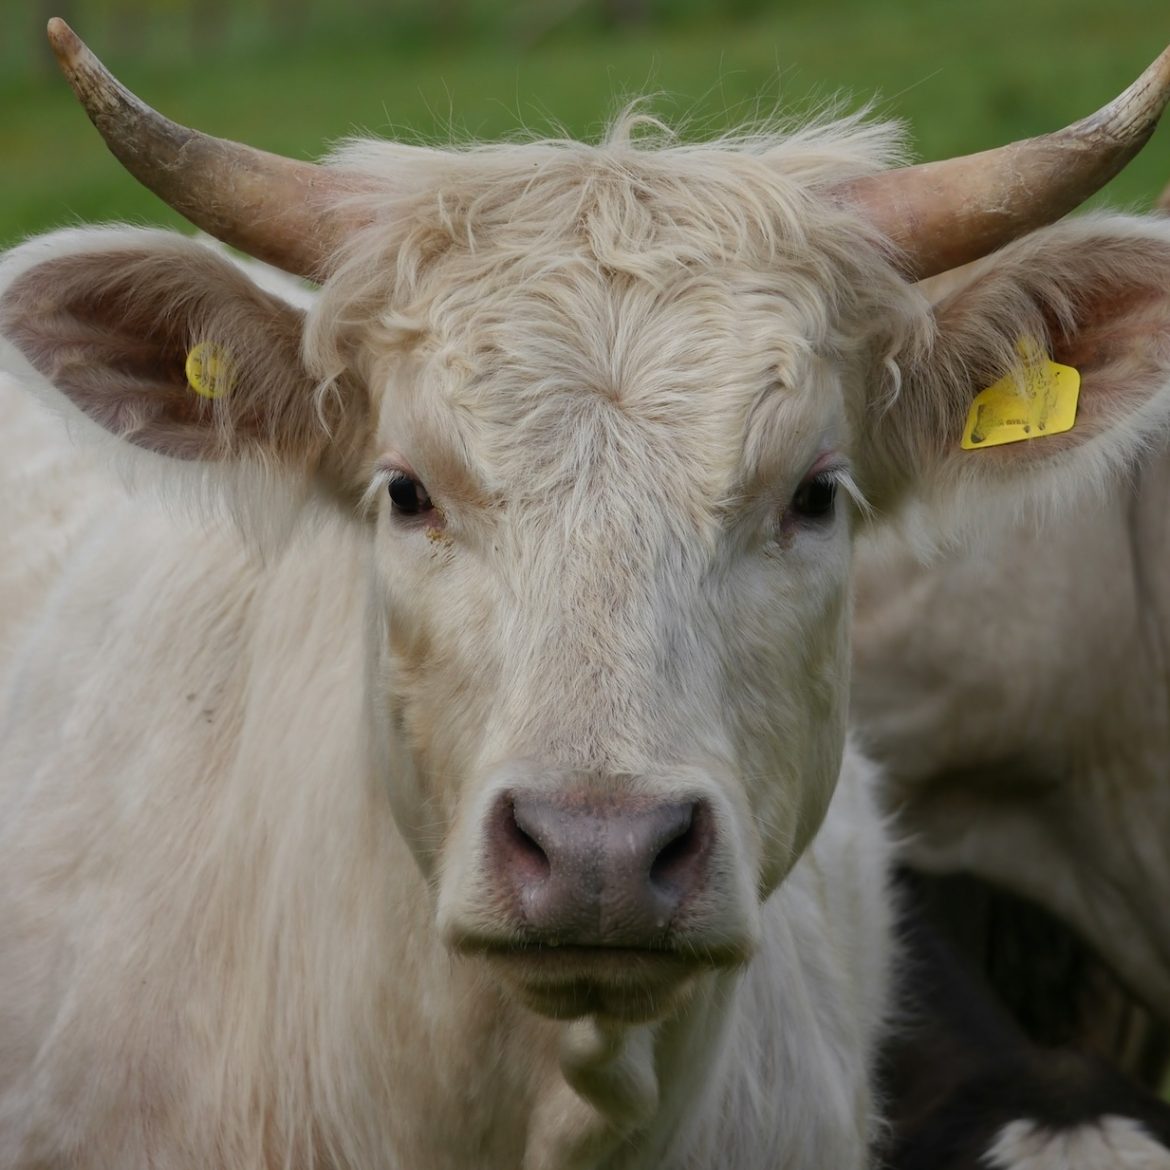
[46,19,111,113]
[46,17,88,76]
[46,17,79,56]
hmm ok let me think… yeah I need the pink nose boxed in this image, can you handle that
[487,790,714,947]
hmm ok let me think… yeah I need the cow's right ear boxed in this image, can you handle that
[0,229,366,488]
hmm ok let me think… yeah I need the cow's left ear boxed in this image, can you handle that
[860,214,1170,526]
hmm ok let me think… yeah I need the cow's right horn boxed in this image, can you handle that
[47,18,358,280]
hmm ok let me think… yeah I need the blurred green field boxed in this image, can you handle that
[4,0,1170,248]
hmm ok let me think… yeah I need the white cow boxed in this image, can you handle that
[4,20,1170,1170]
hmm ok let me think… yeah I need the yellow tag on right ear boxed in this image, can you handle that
[185,342,235,400]
[961,338,1080,450]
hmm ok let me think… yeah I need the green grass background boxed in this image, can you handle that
[3,0,1170,248]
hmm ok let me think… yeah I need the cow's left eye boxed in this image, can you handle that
[790,472,837,521]
[388,472,434,518]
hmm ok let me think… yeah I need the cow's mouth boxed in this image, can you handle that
[453,936,748,1022]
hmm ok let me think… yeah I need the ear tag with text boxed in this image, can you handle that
[961,337,1080,450]
[185,342,236,400]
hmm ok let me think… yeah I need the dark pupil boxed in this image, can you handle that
[388,474,431,516]
[793,474,837,519]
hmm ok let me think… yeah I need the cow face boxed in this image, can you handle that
[360,266,865,1018]
[288,142,933,1018]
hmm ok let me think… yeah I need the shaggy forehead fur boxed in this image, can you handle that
[306,114,930,521]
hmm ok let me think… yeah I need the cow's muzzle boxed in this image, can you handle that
[442,775,757,1020]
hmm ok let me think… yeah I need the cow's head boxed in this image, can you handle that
[6,22,1170,1023]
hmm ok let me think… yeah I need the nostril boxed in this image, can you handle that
[649,800,712,897]
[500,797,551,882]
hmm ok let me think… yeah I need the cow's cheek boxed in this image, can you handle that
[736,580,850,897]
[380,569,502,872]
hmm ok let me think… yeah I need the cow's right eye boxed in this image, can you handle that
[790,472,837,521]
[388,473,433,518]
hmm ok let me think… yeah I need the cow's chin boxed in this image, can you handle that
[458,941,746,1023]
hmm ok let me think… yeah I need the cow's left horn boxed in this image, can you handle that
[837,44,1170,279]
[47,18,357,280]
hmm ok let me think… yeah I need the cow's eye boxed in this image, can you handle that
[790,472,837,521]
[388,472,433,518]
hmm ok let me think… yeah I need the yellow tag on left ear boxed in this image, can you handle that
[961,338,1080,450]
[185,342,235,400]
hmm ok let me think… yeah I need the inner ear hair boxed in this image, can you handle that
[860,220,1170,520]
[930,228,1170,458]
[0,239,353,470]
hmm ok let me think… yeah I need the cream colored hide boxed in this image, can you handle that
[854,241,1170,1023]
[4,133,1170,1170]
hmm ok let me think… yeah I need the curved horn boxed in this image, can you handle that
[838,45,1170,279]
[47,18,356,279]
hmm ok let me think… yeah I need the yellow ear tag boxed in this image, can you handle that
[185,343,235,400]
[961,337,1080,450]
